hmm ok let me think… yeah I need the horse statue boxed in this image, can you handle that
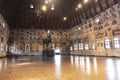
[42,34,54,57]
[42,34,52,49]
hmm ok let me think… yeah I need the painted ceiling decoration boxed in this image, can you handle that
[0,0,119,30]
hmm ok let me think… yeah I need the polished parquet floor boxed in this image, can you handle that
[0,55,120,80]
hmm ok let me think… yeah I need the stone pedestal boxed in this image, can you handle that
[42,49,54,57]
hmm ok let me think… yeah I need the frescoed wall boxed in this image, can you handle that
[2,3,120,56]
[9,29,69,55]
[69,3,120,57]
[0,14,10,57]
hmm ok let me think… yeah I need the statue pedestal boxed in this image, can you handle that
[42,49,54,57]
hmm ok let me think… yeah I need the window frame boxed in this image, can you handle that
[79,43,84,50]
[85,43,89,50]
[114,38,120,48]
[104,39,111,49]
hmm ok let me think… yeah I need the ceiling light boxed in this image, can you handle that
[48,30,50,33]
[84,0,88,3]
[78,4,82,8]
[78,27,81,30]
[51,7,55,10]
[63,17,67,21]
[30,4,34,9]
[75,8,78,11]
[42,5,47,11]
[45,0,48,4]
[96,18,100,23]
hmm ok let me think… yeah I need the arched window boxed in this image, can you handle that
[105,39,111,49]
[114,38,120,48]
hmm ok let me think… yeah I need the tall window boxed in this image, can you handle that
[85,44,89,50]
[105,39,111,49]
[70,46,73,51]
[114,38,120,48]
[79,43,84,50]
[55,47,61,53]
[74,44,78,50]
[92,44,95,50]
[0,43,4,51]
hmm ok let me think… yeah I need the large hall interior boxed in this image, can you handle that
[0,0,120,80]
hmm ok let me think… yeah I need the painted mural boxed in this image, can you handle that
[1,3,120,56]
[0,14,10,57]
[9,29,69,55]
[69,3,120,57]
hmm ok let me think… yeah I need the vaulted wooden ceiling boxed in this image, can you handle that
[0,0,119,30]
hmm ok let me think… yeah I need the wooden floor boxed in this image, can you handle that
[0,55,120,80]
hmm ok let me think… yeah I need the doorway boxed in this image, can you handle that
[54,47,61,55]
[25,44,30,52]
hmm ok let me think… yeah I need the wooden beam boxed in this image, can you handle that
[105,0,109,8]
[92,0,97,14]
[98,0,103,11]
[113,0,117,4]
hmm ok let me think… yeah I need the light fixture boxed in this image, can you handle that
[63,17,67,21]
[78,4,82,8]
[48,30,50,34]
[84,0,89,3]
[45,0,48,4]
[78,27,81,30]
[51,4,55,10]
[75,8,78,11]
[30,4,34,9]
[3,23,5,28]
[96,18,100,23]
[42,5,47,11]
